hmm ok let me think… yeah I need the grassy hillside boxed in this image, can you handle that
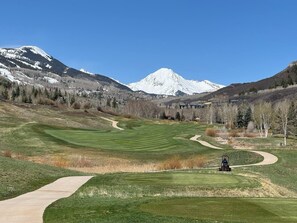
[0,156,81,200]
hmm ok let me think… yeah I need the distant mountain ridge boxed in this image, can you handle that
[0,46,131,92]
[200,62,297,101]
[128,68,224,96]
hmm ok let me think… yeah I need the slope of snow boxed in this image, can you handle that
[43,76,59,84]
[128,68,224,95]
[0,68,16,82]
[20,46,52,61]
[0,62,8,68]
[80,68,94,75]
[0,46,52,63]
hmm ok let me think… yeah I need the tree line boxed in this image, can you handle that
[201,100,296,146]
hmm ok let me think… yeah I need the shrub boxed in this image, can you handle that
[157,155,182,170]
[3,150,12,158]
[83,102,91,110]
[123,114,133,119]
[72,102,81,109]
[183,156,206,169]
[229,130,240,137]
[205,128,217,137]
[37,98,55,105]
[97,106,103,112]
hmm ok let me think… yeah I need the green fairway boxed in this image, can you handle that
[44,172,261,223]
[44,120,263,164]
[141,197,297,223]
[45,121,205,153]
[122,172,256,188]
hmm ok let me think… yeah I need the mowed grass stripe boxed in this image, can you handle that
[44,121,206,154]
[140,197,297,223]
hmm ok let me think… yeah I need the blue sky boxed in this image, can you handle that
[1,0,297,85]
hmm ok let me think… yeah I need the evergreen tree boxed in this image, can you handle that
[44,88,49,98]
[2,88,9,100]
[106,98,111,107]
[22,88,26,97]
[52,88,59,100]
[160,111,167,120]
[243,107,252,128]
[236,109,244,128]
[16,85,20,97]
[34,88,38,98]
[70,95,75,105]
[281,78,288,88]
[175,112,181,121]
[288,75,294,86]
[31,86,35,95]
[28,95,32,104]
[11,89,17,101]
[112,97,117,108]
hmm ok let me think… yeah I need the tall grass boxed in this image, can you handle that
[157,155,206,170]
[205,128,217,137]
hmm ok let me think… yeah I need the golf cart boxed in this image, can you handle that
[219,155,231,171]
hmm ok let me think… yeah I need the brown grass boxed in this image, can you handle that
[52,156,69,167]
[244,132,257,138]
[69,155,93,168]
[229,130,240,137]
[2,150,12,158]
[205,128,217,137]
[157,155,206,170]
[157,155,182,170]
[183,155,206,169]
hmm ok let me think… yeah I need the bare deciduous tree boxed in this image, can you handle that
[275,100,290,146]
[124,100,160,118]
[253,101,273,138]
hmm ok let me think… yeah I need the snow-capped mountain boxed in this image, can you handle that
[128,68,224,96]
[0,46,131,92]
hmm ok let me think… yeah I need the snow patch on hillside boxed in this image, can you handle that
[44,76,59,84]
[80,68,94,75]
[0,68,16,82]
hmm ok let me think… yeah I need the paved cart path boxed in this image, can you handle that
[101,117,124,130]
[0,176,93,223]
[190,135,278,167]
[190,135,223,150]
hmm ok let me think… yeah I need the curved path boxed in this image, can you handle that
[190,135,223,150]
[101,117,124,130]
[190,135,278,167]
[0,176,93,223]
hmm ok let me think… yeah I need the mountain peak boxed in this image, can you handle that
[19,46,52,61]
[128,68,224,95]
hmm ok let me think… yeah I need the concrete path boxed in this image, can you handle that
[0,176,93,223]
[101,117,124,130]
[230,151,278,168]
[190,135,223,149]
[190,135,278,167]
